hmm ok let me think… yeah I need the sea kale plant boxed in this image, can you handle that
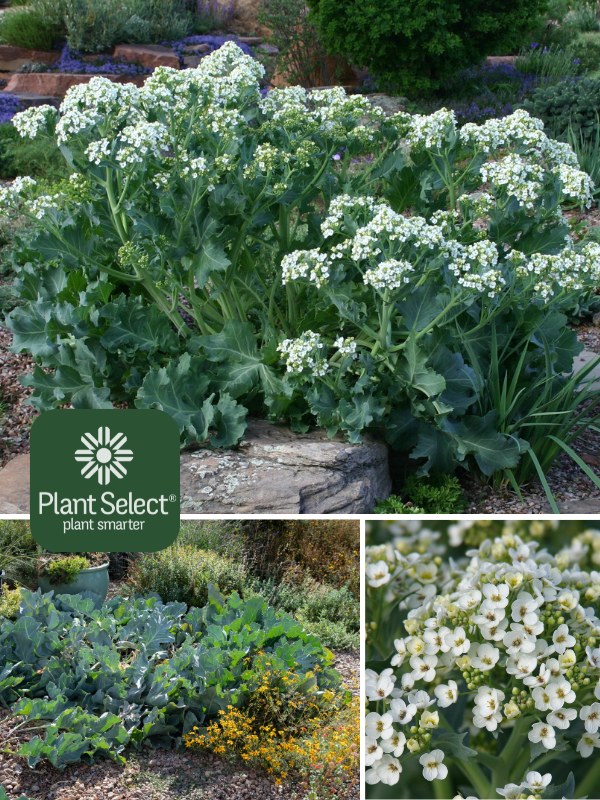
[0,586,343,768]
[365,522,600,799]
[2,43,600,480]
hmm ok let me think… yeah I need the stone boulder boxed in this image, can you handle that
[3,73,146,97]
[0,454,29,514]
[0,44,59,72]
[180,419,391,514]
[113,44,179,69]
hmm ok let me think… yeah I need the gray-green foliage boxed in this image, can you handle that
[128,545,246,607]
[0,588,341,768]
[0,520,38,588]
[246,577,359,650]
[21,0,193,53]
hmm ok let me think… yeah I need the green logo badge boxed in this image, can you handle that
[30,410,180,552]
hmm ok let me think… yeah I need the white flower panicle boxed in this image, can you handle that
[277,331,329,377]
[363,258,414,292]
[281,249,330,288]
[12,104,57,139]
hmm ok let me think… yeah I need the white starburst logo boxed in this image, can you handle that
[74,426,133,486]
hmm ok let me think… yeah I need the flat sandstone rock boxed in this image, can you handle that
[180,419,391,514]
[0,421,391,514]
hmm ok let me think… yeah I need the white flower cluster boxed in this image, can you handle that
[558,164,594,208]
[277,331,329,377]
[243,143,290,179]
[496,770,552,799]
[450,240,505,297]
[0,176,36,206]
[363,258,414,292]
[507,242,600,299]
[12,104,57,139]
[365,522,600,792]
[258,84,382,145]
[460,110,545,154]
[480,154,545,211]
[405,108,457,151]
[460,109,580,170]
[321,195,380,239]
[333,336,358,358]
[281,249,330,288]
[115,121,170,168]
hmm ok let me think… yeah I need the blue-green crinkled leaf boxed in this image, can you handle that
[398,337,446,398]
[7,301,56,358]
[397,285,449,333]
[442,412,526,476]
[410,426,458,475]
[100,297,180,354]
[135,353,247,446]
[544,771,575,799]
[198,320,284,400]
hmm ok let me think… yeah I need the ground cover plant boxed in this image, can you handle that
[2,44,599,493]
[0,586,348,777]
[365,519,600,798]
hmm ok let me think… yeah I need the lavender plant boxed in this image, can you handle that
[365,521,600,798]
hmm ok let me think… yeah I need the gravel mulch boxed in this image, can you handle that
[0,325,36,468]
[0,650,360,800]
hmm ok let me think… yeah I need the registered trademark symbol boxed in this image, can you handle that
[169,494,177,502]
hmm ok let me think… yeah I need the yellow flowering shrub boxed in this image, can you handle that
[184,655,358,793]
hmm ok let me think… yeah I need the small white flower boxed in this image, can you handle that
[391,638,407,667]
[365,669,396,701]
[410,653,438,682]
[389,698,417,724]
[434,680,458,708]
[524,772,551,792]
[511,591,540,623]
[365,711,394,740]
[547,707,577,730]
[581,703,600,734]
[366,561,391,588]
[470,643,500,671]
[577,732,600,758]
[482,582,510,608]
[419,749,448,781]
[365,736,383,766]
[445,626,470,656]
[528,722,556,749]
[380,731,406,757]
[365,754,402,785]
[496,783,522,799]
[552,624,576,654]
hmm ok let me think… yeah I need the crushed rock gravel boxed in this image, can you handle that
[0,325,36,468]
[0,650,359,800]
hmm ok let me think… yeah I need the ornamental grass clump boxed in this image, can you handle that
[2,43,600,482]
[365,521,600,799]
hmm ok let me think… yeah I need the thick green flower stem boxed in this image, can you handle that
[576,755,600,798]
[455,758,492,799]
[104,170,129,243]
[492,717,532,790]
[433,773,453,800]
